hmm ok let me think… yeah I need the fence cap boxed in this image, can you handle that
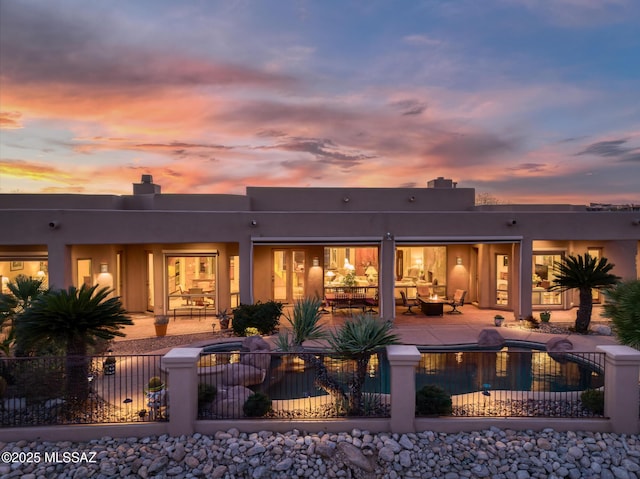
[386,345,421,363]
[596,345,640,361]
[163,347,203,363]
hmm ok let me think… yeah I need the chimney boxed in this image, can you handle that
[133,174,161,195]
[427,177,457,189]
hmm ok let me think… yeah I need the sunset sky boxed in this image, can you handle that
[1,0,639,204]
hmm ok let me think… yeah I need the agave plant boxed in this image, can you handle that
[550,253,619,334]
[603,280,640,349]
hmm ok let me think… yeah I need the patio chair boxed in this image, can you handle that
[446,289,467,314]
[400,291,417,315]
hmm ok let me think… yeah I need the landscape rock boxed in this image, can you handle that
[477,329,505,349]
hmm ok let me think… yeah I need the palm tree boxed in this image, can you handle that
[603,280,640,349]
[0,275,47,356]
[550,253,619,334]
[327,315,399,415]
[15,283,132,404]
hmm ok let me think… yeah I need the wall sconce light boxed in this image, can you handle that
[312,257,319,267]
[100,263,109,273]
[456,257,463,266]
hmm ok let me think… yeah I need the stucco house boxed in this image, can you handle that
[1,175,638,324]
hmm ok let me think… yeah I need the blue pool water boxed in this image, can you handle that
[201,341,604,400]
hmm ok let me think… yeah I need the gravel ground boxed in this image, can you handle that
[2,427,639,479]
[110,332,231,355]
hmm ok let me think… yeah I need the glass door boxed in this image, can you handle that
[496,254,509,306]
[273,249,305,304]
[146,252,154,312]
[588,247,603,303]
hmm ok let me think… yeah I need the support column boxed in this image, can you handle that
[239,236,253,305]
[380,236,396,320]
[518,238,532,321]
[387,345,421,433]
[597,345,640,434]
[162,348,202,437]
[46,241,72,290]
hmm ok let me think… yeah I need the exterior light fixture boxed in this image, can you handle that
[100,263,109,273]
[343,196,350,203]
[250,220,258,227]
[456,257,463,266]
[385,232,393,240]
[312,257,319,267]
[507,219,517,226]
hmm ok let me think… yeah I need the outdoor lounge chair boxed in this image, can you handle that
[447,289,466,314]
[400,291,417,315]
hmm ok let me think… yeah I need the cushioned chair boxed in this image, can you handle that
[400,291,417,315]
[447,289,467,314]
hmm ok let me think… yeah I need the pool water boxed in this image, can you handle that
[201,342,604,400]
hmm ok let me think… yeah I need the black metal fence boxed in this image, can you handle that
[0,354,165,427]
[197,350,390,420]
[415,350,606,418]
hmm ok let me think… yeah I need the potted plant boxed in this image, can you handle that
[103,350,116,375]
[154,315,169,337]
[540,310,551,323]
[216,308,231,331]
[494,314,504,327]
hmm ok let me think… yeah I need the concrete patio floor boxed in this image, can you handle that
[114,303,619,353]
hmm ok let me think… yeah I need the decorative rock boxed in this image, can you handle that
[337,442,374,472]
[594,325,612,335]
[378,446,396,462]
[477,329,505,349]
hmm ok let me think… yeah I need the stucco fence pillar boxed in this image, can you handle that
[597,345,640,435]
[386,345,421,433]
[162,348,202,437]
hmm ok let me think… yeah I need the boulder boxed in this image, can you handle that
[594,325,612,336]
[546,337,573,352]
[477,329,505,349]
[211,385,253,418]
[240,351,271,371]
[546,337,573,364]
[242,335,271,352]
[199,363,266,387]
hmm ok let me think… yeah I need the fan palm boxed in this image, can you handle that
[603,280,640,349]
[550,253,619,334]
[15,283,132,404]
[327,315,399,415]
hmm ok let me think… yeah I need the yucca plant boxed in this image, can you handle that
[327,315,399,416]
[277,296,326,351]
[603,280,640,349]
[550,253,619,334]
[15,284,132,404]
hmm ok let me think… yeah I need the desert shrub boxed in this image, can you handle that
[243,392,272,417]
[581,389,604,415]
[198,383,217,407]
[522,315,540,329]
[13,358,65,404]
[244,327,260,337]
[232,301,283,336]
[416,384,452,416]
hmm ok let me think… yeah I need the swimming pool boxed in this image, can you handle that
[201,341,604,400]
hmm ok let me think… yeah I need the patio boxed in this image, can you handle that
[113,304,618,353]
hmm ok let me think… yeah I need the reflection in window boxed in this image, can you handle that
[324,247,379,287]
[532,253,563,306]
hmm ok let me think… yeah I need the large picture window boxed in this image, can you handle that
[166,254,217,314]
